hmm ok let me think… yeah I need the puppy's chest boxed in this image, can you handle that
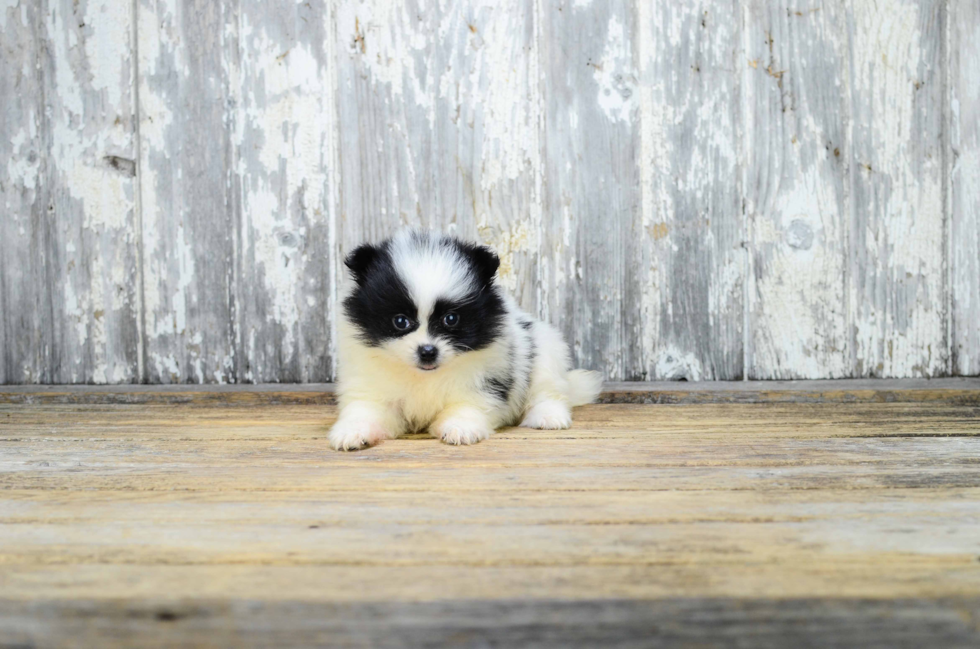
[388,373,482,427]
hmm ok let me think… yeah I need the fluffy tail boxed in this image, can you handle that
[567,370,603,406]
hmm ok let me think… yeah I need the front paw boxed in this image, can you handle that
[432,414,493,446]
[329,418,388,451]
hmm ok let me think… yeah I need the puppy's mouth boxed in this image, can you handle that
[416,363,440,372]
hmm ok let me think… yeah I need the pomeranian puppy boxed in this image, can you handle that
[329,229,602,450]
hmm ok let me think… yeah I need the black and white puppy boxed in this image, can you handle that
[329,229,602,451]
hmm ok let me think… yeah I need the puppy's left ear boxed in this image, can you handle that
[345,243,379,285]
[461,243,500,288]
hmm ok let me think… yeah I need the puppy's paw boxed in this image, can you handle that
[520,400,572,430]
[433,413,493,446]
[329,419,388,451]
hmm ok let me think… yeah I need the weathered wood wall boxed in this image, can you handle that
[1,0,977,383]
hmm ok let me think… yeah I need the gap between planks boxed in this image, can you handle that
[1,378,979,405]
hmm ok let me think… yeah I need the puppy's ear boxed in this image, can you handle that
[344,244,379,285]
[461,243,500,288]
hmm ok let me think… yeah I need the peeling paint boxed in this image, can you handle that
[2,0,975,384]
[593,14,636,124]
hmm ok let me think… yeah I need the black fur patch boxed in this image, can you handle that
[344,243,381,285]
[343,232,506,352]
[428,289,505,353]
[485,376,513,402]
[342,243,420,346]
[455,241,500,288]
[519,320,533,331]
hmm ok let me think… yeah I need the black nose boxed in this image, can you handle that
[417,345,439,363]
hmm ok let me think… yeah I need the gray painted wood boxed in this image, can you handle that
[2,0,979,383]
[235,0,338,382]
[538,0,638,380]
[137,0,240,383]
[744,0,849,378]
[1,0,141,384]
[636,0,743,380]
[846,0,947,378]
[334,0,541,309]
[950,0,980,377]
[138,0,338,383]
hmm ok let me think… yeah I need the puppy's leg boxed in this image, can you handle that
[520,399,572,430]
[519,321,575,430]
[329,401,402,451]
[431,405,495,446]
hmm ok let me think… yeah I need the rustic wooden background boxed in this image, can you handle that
[1,0,977,384]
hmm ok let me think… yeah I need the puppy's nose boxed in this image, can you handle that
[417,344,439,364]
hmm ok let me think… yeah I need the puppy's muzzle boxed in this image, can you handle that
[416,344,439,370]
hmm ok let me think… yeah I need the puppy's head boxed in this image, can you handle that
[342,230,504,372]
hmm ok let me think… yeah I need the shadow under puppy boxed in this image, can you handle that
[330,230,602,450]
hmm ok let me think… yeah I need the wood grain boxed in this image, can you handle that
[635,0,743,381]
[1,0,141,384]
[4,0,980,384]
[2,377,980,405]
[744,0,849,379]
[137,0,240,383]
[538,0,638,379]
[235,0,339,382]
[2,400,980,645]
[949,0,980,376]
[847,0,947,378]
[138,0,339,383]
[2,598,977,649]
[334,0,541,308]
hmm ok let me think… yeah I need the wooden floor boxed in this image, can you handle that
[2,381,980,647]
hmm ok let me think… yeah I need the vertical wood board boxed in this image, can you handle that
[1,0,141,384]
[949,0,980,376]
[137,0,240,383]
[846,0,947,378]
[636,0,743,380]
[334,0,541,310]
[235,0,339,382]
[743,0,849,379]
[538,0,639,379]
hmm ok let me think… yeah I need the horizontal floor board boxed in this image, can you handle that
[3,378,980,405]
[2,395,979,646]
[3,597,979,649]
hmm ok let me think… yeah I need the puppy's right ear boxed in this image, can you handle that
[344,244,379,285]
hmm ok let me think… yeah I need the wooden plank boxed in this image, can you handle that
[0,1,42,385]
[2,379,980,405]
[949,0,980,376]
[1,560,977,602]
[3,402,980,442]
[744,0,849,378]
[334,0,541,308]
[137,0,239,383]
[3,494,980,565]
[3,403,980,495]
[2,597,978,649]
[0,0,141,384]
[235,0,338,382]
[846,0,947,378]
[537,0,638,379]
[635,0,743,380]
[2,401,980,644]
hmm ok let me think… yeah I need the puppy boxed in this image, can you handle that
[329,229,602,451]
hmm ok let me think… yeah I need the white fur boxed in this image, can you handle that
[329,233,602,451]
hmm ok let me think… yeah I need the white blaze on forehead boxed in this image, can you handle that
[390,231,475,319]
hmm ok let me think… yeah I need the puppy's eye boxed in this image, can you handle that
[392,315,412,331]
[442,312,459,328]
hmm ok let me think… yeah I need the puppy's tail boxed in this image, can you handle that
[567,370,603,406]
